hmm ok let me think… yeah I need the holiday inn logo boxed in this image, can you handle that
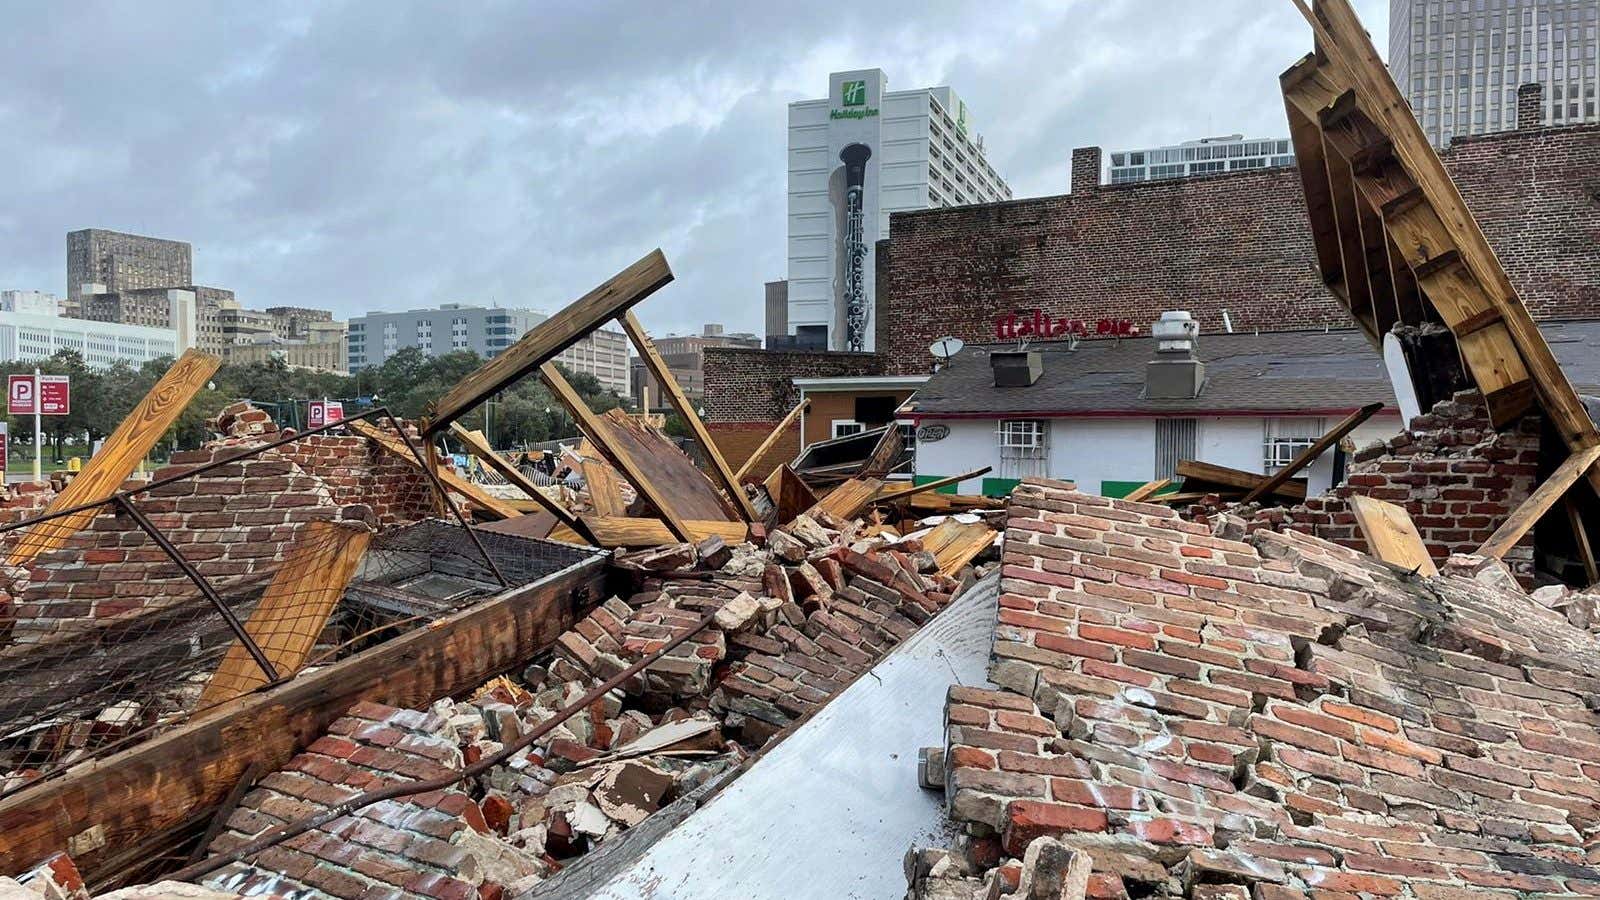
[831,79,878,120]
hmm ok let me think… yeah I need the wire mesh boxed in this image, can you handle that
[0,414,598,799]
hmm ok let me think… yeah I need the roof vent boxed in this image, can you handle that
[991,350,1042,387]
[1146,311,1204,399]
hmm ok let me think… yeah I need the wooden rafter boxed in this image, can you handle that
[1176,460,1307,501]
[427,250,673,435]
[617,310,758,523]
[1285,0,1600,504]
[734,397,810,483]
[450,423,595,544]
[1242,402,1383,504]
[7,349,221,566]
[1478,444,1600,560]
[1123,479,1172,503]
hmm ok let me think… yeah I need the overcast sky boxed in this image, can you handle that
[0,1,1387,339]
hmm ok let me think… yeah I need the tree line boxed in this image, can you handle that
[1,346,625,462]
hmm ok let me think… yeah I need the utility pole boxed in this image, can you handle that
[32,367,41,485]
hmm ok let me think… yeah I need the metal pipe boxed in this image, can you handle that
[168,606,719,883]
[385,413,508,588]
[113,496,281,684]
[0,406,397,537]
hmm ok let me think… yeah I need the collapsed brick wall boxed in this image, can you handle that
[876,125,1600,375]
[1218,390,1539,579]
[918,481,1600,898]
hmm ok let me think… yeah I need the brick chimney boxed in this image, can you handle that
[1071,146,1102,195]
[1516,82,1544,130]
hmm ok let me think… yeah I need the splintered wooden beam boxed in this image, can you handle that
[1293,0,1600,493]
[550,515,749,548]
[1348,494,1438,576]
[734,398,810,483]
[6,349,221,566]
[1242,402,1384,504]
[1478,444,1600,560]
[450,423,594,544]
[1176,460,1307,501]
[873,467,995,504]
[197,520,373,708]
[1123,478,1172,503]
[427,250,673,435]
[0,554,605,882]
[541,363,697,543]
[345,418,522,520]
[617,310,758,523]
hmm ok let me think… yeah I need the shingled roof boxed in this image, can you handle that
[905,321,1600,419]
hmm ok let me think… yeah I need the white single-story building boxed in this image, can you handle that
[902,327,1403,498]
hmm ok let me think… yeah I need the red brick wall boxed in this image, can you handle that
[877,125,1600,375]
[1228,390,1539,578]
[703,347,884,424]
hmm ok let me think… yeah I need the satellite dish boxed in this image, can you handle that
[929,337,965,361]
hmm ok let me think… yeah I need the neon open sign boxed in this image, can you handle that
[995,311,1136,340]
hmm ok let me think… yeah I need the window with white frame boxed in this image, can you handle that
[997,419,1048,479]
[1264,418,1326,472]
[832,419,865,439]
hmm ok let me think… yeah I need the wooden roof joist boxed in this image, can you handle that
[1282,0,1600,510]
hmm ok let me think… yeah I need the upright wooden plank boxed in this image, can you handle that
[345,419,522,520]
[1348,494,1438,575]
[1565,497,1599,587]
[541,363,700,543]
[7,350,221,566]
[1242,402,1383,503]
[734,398,810,483]
[618,310,758,523]
[1477,444,1600,560]
[450,423,593,543]
[198,521,373,707]
[764,463,819,526]
[428,251,673,434]
[574,439,628,518]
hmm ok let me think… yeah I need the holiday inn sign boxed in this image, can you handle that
[831,79,878,120]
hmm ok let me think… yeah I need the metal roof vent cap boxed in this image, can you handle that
[1147,311,1204,399]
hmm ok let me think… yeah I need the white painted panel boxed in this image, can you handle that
[1049,419,1154,494]
[913,419,994,494]
[1197,417,1265,475]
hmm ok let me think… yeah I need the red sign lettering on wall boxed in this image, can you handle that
[995,311,1136,341]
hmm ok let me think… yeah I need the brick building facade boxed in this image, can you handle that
[876,123,1600,374]
[703,348,885,476]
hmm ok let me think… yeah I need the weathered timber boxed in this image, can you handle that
[7,349,221,566]
[198,520,374,707]
[428,250,672,434]
[1348,494,1438,576]
[1478,444,1600,560]
[0,553,605,881]
[734,398,809,483]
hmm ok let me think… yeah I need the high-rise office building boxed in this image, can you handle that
[1391,0,1600,147]
[1104,135,1296,185]
[786,69,1013,353]
[66,229,192,303]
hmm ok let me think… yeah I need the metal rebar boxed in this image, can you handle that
[113,495,281,684]
[168,606,719,883]
[385,412,508,588]
[0,406,396,538]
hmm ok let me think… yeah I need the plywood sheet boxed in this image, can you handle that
[1348,494,1437,576]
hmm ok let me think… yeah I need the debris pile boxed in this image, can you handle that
[904,479,1600,898]
[190,507,1000,898]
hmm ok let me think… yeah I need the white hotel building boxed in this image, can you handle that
[785,69,1012,353]
[0,291,184,368]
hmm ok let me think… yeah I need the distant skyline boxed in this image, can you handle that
[0,1,1386,338]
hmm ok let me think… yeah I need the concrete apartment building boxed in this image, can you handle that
[348,304,630,395]
[786,69,1012,353]
[630,324,761,409]
[1391,0,1600,146]
[1104,135,1296,184]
